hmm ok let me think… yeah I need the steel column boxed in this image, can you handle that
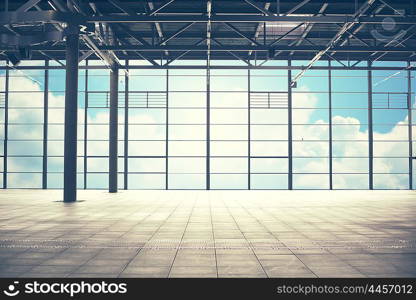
[2,65,8,189]
[84,60,88,189]
[368,61,373,190]
[42,60,49,189]
[166,69,169,189]
[109,65,119,193]
[124,60,129,190]
[408,61,413,190]
[206,67,210,190]
[63,24,79,202]
[288,60,293,190]
[328,61,333,190]
[248,69,251,190]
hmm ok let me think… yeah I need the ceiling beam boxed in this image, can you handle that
[78,50,94,63]
[223,22,262,46]
[285,0,312,15]
[165,38,206,65]
[113,30,156,65]
[148,1,168,56]
[289,2,328,55]
[330,3,386,57]
[14,45,416,53]
[370,24,416,62]
[39,50,65,66]
[68,0,93,15]
[157,22,195,46]
[249,2,270,56]
[116,35,158,66]
[207,0,212,63]
[83,35,118,67]
[212,38,251,65]
[34,31,400,40]
[269,22,305,47]
[74,8,117,67]
[49,0,68,12]
[86,15,416,24]
[290,0,376,86]
[108,0,137,15]
[117,24,151,46]
[148,0,175,16]
[16,0,43,13]
[243,0,273,16]
[108,1,168,59]
[1,12,416,25]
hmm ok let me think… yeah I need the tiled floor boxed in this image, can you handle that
[0,189,415,278]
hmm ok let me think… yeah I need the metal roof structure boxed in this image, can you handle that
[1,0,416,66]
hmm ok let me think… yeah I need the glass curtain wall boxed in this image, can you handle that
[331,68,369,189]
[292,65,329,189]
[6,62,45,188]
[168,69,206,189]
[0,59,414,190]
[250,68,288,189]
[372,62,410,189]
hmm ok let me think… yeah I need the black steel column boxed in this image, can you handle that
[124,60,129,190]
[408,61,413,190]
[2,65,8,189]
[368,61,374,190]
[109,65,119,193]
[42,60,49,189]
[248,69,251,190]
[328,61,333,190]
[166,69,169,189]
[84,60,88,189]
[288,60,293,190]
[206,67,210,190]
[63,24,79,202]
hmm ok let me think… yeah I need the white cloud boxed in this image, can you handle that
[291,104,410,189]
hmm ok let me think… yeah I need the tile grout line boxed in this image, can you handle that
[167,192,197,278]
[253,200,319,278]
[209,193,219,278]
[118,195,184,278]
[221,195,268,278]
